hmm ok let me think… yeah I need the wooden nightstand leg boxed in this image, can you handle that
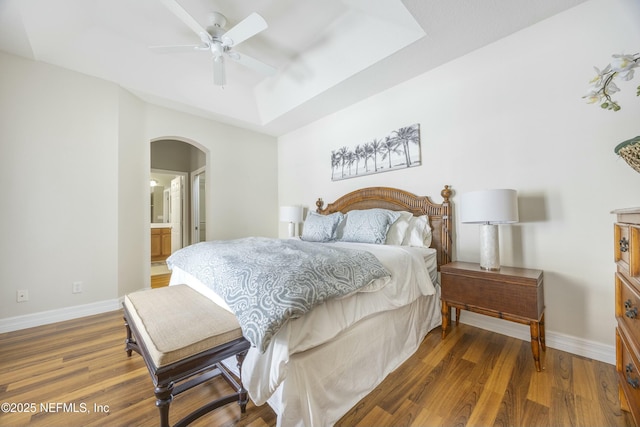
[455,308,460,326]
[441,301,450,339]
[539,312,546,351]
[530,321,542,371]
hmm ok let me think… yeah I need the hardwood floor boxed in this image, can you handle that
[150,273,171,288]
[0,310,634,427]
[150,262,171,288]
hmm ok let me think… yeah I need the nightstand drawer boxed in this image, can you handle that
[441,264,544,321]
[614,223,640,278]
[440,262,544,321]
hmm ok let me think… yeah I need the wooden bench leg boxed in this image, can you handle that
[155,382,174,427]
[123,316,133,357]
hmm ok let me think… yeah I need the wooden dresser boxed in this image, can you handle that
[613,207,640,425]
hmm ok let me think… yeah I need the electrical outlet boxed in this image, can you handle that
[16,289,28,302]
[72,281,83,294]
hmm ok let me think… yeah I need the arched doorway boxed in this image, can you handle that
[150,138,207,287]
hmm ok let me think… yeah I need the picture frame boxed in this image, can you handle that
[331,123,421,181]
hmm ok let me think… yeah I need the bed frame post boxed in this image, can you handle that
[440,185,452,268]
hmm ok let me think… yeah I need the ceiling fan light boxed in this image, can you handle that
[213,55,226,86]
[211,42,224,57]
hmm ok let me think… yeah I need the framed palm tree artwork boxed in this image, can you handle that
[331,123,421,181]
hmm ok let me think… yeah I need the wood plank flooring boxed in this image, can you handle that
[150,273,171,289]
[0,310,634,427]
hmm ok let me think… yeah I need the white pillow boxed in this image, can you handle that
[339,209,401,244]
[301,211,344,242]
[385,211,412,245]
[402,215,432,247]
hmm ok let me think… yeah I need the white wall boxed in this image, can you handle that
[0,51,278,325]
[117,88,148,297]
[0,52,120,318]
[278,0,640,355]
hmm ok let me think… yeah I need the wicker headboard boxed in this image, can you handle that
[316,186,452,269]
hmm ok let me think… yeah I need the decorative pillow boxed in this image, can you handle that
[340,209,401,244]
[402,215,432,247]
[301,212,344,242]
[385,211,413,245]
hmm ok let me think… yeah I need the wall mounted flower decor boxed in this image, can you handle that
[584,52,639,111]
[584,52,640,173]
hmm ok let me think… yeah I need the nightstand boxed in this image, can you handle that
[440,261,545,371]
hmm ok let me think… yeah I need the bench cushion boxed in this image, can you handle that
[124,285,244,368]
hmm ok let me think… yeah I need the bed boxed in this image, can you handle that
[166,186,452,427]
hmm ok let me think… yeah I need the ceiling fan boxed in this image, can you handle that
[153,0,276,86]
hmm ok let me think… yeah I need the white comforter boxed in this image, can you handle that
[169,241,437,412]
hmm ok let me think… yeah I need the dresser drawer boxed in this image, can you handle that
[615,223,640,278]
[617,328,640,423]
[617,273,640,342]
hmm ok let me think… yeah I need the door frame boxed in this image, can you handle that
[191,166,206,244]
[151,168,189,249]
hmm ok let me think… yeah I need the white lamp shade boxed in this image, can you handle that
[459,189,519,224]
[279,206,303,223]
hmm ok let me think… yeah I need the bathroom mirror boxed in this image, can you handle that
[150,172,178,223]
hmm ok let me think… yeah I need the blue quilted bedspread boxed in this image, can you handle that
[167,237,390,352]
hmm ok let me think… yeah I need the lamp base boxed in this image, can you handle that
[288,222,296,238]
[479,224,500,271]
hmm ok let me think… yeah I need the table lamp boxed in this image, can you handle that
[459,189,519,271]
[279,206,303,237]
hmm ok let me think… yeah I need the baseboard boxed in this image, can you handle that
[459,311,615,365]
[0,298,123,334]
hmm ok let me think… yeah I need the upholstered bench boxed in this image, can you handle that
[122,284,251,427]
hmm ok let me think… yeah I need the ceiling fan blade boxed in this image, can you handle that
[228,51,276,76]
[221,12,268,47]
[160,0,212,44]
[149,44,207,54]
[213,55,226,86]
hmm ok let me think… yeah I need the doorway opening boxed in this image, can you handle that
[150,139,207,287]
[150,169,188,249]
